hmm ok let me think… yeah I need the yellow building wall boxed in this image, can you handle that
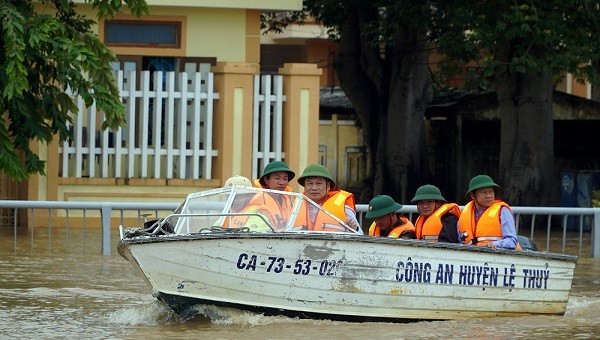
[571,80,588,99]
[555,73,592,100]
[39,4,252,61]
[318,116,364,190]
[306,39,339,87]
[88,6,248,61]
[57,181,215,203]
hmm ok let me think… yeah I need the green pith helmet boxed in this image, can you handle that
[259,161,295,186]
[297,164,335,188]
[410,184,446,203]
[365,195,402,218]
[465,174,500,198]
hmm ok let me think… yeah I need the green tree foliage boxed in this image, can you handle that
[0,0,148,180]
[432,1,600,84]
[265,1,600,205]
[431,1,600,205]
[264,1,433,202]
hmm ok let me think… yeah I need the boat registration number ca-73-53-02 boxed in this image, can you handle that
[236,253,343,276]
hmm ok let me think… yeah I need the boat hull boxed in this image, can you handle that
[118,233,576,321]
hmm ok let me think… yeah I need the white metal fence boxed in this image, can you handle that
[251,74,286,180]
[59,71,289,180]
[60,70,219,179]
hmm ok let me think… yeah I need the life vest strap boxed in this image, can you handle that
[472,236,502,244]
[322,223,347,232]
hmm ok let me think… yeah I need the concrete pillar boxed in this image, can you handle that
[278,63,323,192]
[212,62,260,183]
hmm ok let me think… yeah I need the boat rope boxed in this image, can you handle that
[122,218,175,238]
[199,226,251,233]
[122,223,253,238]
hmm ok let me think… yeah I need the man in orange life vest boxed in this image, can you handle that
[223,175,294,232]
[366,195,415,239]
[252,161,295,192]
[411,184,461,242]
[246,161,296,230]
[222,175,264,229]
[296,164,362,233]
[457,175,521,250]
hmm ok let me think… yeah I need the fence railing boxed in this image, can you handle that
[59,71,289,181]
[1,200,598,258]
[60,70,220,179]
[251,74,287,180]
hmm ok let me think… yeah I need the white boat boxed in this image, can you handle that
[118,186,577,322]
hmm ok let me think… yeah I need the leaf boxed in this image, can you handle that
[0,0,148,179]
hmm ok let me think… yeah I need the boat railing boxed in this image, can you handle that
[167,212,274,234]
[0,200,599,258]
[119,212,275,238]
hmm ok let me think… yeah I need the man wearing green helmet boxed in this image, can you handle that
[365,195,415,239]
[253,161,295,192]
[296,164,361,233]
[237,161,297,231]
[411,184,461,243]
[457,175,521,250]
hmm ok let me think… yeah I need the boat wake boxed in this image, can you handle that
[107,301,181,326]
[108,301,311,327]
[186,304,304,325]
[565,295,600,318]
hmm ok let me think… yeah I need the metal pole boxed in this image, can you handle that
[101,203,111,256]
[593,208,600,258]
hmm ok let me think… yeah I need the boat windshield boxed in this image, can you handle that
[163,186,359,234]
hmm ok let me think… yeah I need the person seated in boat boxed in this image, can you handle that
[223,175,254,211]
[223,175,256,227]
[411,184,461,243]
[295,164,362,233]
[231,203,285,232]
[247,161,297,230]
[458,175,521,250]
[252,161,295,192]
[224,175,293,232]
[366,195,416,239]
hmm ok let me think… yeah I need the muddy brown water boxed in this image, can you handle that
[1,226,598,339]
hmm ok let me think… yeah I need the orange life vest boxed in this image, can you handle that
[369,217,415,238]
[458,199,521,250]
[294,189,356,232]
[227,192,293,231]
[415,203,461,242]
[252,178,293,192]
[321,189,356,217]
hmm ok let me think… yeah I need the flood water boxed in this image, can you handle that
[1,226,599,339]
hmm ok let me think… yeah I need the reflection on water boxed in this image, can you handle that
[1,226,599,339]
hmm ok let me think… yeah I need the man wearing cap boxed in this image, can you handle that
[221,175,261,229]
[458,175,521,250]
[366,195,415,239]
[223,170,294,231]
[296,164,361,233]
[237,161,296,231]
[223,175,253,215]
[411,184,461,243]
[224,175,253,188]
[253,161,295,192]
